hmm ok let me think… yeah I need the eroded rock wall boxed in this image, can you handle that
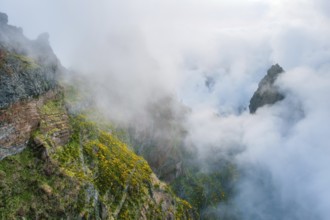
[0,90,70,160]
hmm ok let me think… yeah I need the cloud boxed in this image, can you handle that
[2,0,330,219]
[234,66,330,219]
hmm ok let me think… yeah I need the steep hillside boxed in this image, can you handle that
[0,12,195,219]
[0,97,194,219]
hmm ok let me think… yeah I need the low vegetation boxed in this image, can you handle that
[0,97,194,219]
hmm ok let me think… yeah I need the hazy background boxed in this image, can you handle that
[3,0,330,219]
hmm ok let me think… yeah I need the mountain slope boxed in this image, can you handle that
[0,12,195,219]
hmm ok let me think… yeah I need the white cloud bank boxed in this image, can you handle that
[2,0,330,219]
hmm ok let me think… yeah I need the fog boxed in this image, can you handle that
[2,0,330,219]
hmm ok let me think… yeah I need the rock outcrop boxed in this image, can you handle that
[0,12,59,66]
[0,12,62,160]
[249,64,285,113]
[0,50,58,109]
[0,12,8,25]
[0,90,70,160]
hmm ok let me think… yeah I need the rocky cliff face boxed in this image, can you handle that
[0,11,62,160]
[249,64,285,113]
[0,12,195,219]
[0,11,59,110]
[0,89,70,160]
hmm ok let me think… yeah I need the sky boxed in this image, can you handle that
[2,0,330,219]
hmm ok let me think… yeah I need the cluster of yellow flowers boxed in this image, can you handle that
[84,131,152,197]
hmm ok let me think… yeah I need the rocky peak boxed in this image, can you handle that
[0,12,59,68]
[249,64,285,113]
[0,12,8,25]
